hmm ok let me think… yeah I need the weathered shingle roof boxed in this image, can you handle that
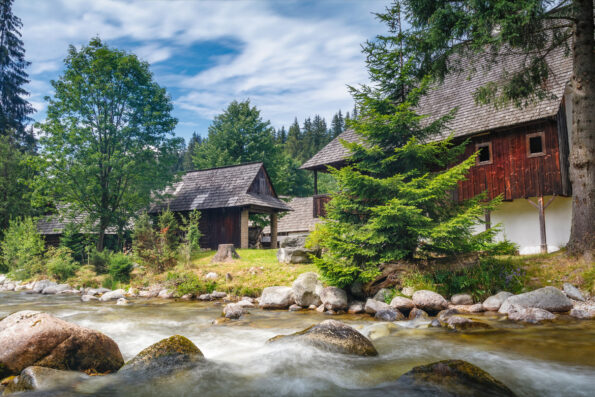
[37,212,117,235]
[150,162,292,213]
[301,48,572,170]
[262,197,322,234]
[300,129,361,170]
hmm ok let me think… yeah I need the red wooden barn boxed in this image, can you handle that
[301,47,575,255]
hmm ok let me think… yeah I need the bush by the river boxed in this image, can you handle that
[1,217,45,279]
[46,247,79,281]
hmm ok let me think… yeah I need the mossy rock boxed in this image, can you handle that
[394,359,517,397]
[119,335,204,374]
[268,320,378,357]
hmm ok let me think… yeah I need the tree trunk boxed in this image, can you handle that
[97,222,106,252]
[211,244,240,263]
[567,0,595,257]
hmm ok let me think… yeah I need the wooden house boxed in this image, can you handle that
[37,209,118,247]
[301,47,575,255]
[261,197,323,245]
[149,162,291,249]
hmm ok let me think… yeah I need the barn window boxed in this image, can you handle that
[527,131,546,157]
[475,142,492,165]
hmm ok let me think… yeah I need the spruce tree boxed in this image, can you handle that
[331,110,345,138]
[0,0,34,149]
[285,118,302,159]
[183,132,202,171]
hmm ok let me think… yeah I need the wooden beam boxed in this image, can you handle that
[313,170,318,195]
[270,212,278,249]
[240,209,249,249]
[527,196,551,254]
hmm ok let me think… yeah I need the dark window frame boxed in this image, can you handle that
[526,131,546,158]
[475,141,493,165]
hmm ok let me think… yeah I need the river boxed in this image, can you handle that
[1,291,594,396]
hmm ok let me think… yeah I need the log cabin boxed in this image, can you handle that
[149,162,291,249]
[301,47,575,255]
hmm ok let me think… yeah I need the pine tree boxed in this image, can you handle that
[0,0,35,150]
[276,126,287,144]
[285,118,302,159]
[331,110,345,138]
[183,132,202,171]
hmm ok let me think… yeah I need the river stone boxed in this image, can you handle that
[260,286,295,309]
[366,322,397,340]
[158,289,174,299]
[483,291,514,311]
[99,289,126,302]
[292,272,323,307]
[451,293,474,305]
[0,311,123,377]
[390,296,415,315]
[320,287,348,311]
[499,287,573,314]
[437,309,460,324]
[401,286,415,297]
[32,280,56,293]
[412,290,448,314]
[268,320,378,356]
[42,284,71,295]
[277,247,316,264]
[237,299,255,308]
[373,288,392,302]
[81,294,98,302]
[119,335,204,374]
[390,360,517,397]
[210,291,227,299]
[348,301,365,314]
[445,316,491,331]
[0,274,6,284]
[506,304,556,323]
[116,298,129,306]
[375,309,404,321]
[408,308,429,320]
[364,298,392,314]
[223,303,243,319]
[449,303,484,313]
[569,302,595,319]
[563,283,585,302]
[13,366,89,393]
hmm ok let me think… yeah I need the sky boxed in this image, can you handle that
[14,0,389,143]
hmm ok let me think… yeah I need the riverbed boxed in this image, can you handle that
[1,291,594,396]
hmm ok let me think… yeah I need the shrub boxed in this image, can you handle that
[133,210,181,272]
[71,265,100,288]
[166,272,216,297]
[59,222,88,262]
[1,217,45,279]
[401,270,438,292]
[46,247,79,281]
[88,248,112,274]
[108,252,134,283]
[180,210,202,264]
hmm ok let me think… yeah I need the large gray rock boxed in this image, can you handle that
[259,286,295,309]
[569,302,595,319]
[375,309,404,321]
[449,303,484,313]
[292,272,323,307]
[223,303,244,319]
[412,290,448,314]
[348,301,365,314]
[42,284,71,295]
[277,247,316,264]
[12,366,89,393]
[563,283,585,302]
[499,287,573,314]
[280,235,308,248]
[390,296,415,314]
[32,280,56,293]
[451,293,474,305]
[444,316,491,331]
[99,289,126,302]
[320,287,348,311]
[0,311,123,377]
[483,291,514,311]
[408,308,429,320]
[506,304,556,323]
[365,298,392,314]
[81,294,98,302]
[268,319,378,356]
[373,288,392,302]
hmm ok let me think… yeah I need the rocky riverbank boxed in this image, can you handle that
[1,272,594,327]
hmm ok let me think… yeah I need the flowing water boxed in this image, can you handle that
[1,292,594,396]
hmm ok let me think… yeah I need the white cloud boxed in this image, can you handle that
[15,0,387,133]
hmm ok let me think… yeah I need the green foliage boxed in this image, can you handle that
[582,266,595,294]
[400,270,438,292]
[432,257,527,301]
[0,217,45,279]
[108,252,134,283]
[166,272,216,297]
[59,222,88,262]
[132,212,156,265]
[35,37,183,250]
[132,210,181,272]
[88,248,112,274]
[180,210,202,260]
[45,246,79,281]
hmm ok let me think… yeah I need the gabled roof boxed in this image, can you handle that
[149,162,292,213]
[301,47,572,171]
[300,129,360,171]
[37,212,118,235]
[262,196,322,234]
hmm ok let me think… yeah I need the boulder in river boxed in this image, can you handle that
[569,302,595,319]
[0,311,123,377]
[408,308,429,320]
[563,283,585,302]
[373,288,392,302]
[320,287,348,311]
[348,301,365,314]
[448,303,484,314]
[390,296,415,315]
[32,280,56,293]
[80,294,98,302]
[444,316,491,331]
[268,319,378,357]
[412,290,448,314]
[389,359,517,397]
[364,298,392,314]
[119,335,204,375]
[42,284,71,295]
[506,304,556,323]
[483,291,514,311]
[11,366,89,393]
[292,272,323,307]
[259,286,295,309]
[223,303,244,319]
[99,289,126,302]
[451,293,473,305]
[375,309,404,321]
[499,287,573,314]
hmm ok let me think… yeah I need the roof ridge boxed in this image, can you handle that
[184,161,263,174]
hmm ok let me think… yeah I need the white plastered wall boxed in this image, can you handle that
[489,196,572,255]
